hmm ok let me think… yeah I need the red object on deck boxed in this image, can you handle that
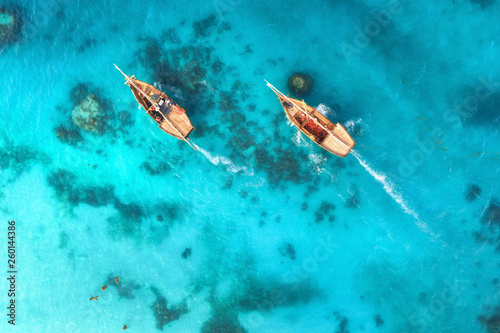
[303,118,328,143]
[175,105,184,114]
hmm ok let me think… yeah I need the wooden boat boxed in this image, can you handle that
[266,81,355,157]
[114,65,196,149]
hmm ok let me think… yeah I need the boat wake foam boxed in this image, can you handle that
[344,118,363,135]
[351,151,433,235]
[316,104,334,116]
[292,131,311,148]
[194,144,254,176]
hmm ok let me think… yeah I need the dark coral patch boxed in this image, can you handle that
[181,248,192,259]
[106,274,141,300]
[114,200,145,220]
[0,6,23,46]
[200,311,246,333]
[465,184,481,202]
[278,243,296,260]
[315,201,336,223]
[478,313,500,333]
[150,287,189,330]
[0,138,50,178]
[47,169,115,207]
[470,0,495,8]
[141,157,171,176]
[481,200,500,226]
[338,316,349,333]
[237,279,317,313]
[54,124,83,146]
[193,14,217,37]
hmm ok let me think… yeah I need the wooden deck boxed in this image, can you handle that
[129,78,195,140]
[278,95,355,157]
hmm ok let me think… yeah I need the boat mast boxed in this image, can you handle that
[265,80,351,150]
[114,64,196,150]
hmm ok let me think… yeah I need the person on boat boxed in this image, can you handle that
[282,100,292,109]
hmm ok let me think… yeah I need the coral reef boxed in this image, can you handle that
[465,184,481,202]
[0,7,20,45]
[181,248,192,259]
[71,94,106,133]
[287,73,313,97]
[141,156,171,176]
[481,199,500,226]
[0,137,50,179]
[478,313,500,333]
[337,316,349,333]
[200,311,247,333]
[150,287,189,330]
[47,169,116,207]
[236,278,317,313]
[67,83,113,135]
[278,242,296,260]
[54,125,83,146]
[315,200,336,223]
[193,14,217,38]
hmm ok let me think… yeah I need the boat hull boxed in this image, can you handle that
[280,96,355,157]
[129,79,195,140]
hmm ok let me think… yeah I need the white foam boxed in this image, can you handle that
[245,178,265,188]
[351,151,433,235]
[316,103,334,116]
[291,131,311,148]
[307,152,327,175]
[343,118,363,134]
[194,144,254,176]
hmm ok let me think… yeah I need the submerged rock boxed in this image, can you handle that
[71,94,107,133]
[287,73,313,97]
[0,8,19,45]
[465,184,481,202]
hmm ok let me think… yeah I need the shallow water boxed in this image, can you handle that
[0,0,499,332]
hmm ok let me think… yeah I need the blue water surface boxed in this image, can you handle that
[0,0,499,332]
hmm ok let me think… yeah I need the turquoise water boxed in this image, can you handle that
[1,0,500,332]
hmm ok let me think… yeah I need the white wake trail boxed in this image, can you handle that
[351,151,433,235]
[194,144,253,176]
